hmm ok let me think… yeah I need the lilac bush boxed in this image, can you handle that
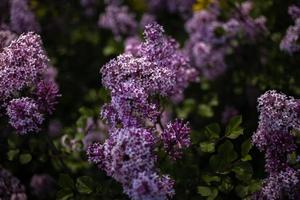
[185,1,266,79]
[87,23,195,199]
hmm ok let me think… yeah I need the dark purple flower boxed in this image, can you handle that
[6,97,44,134]
[161,119,191,160]
[35,80,60,115]
[0,32,48,101]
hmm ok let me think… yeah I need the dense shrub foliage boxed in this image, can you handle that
[1,0,300,199]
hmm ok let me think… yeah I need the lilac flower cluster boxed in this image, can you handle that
[252,90,300,199]
[87,23,194,199]
[0,167,27,200]
[280,5,300,54]
[98,4,137,40]
[0,32,60,134]
[10,0,40,34]
[185,1,266,80]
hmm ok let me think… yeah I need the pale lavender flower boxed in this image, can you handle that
[98,5,137,40]
[10,0,40,34]
[161,119,191,160]
[185,1,266,79]
[280,5,300,54]
[234,1,267,40]
[289,5,300,20]
[0,168,27,200]
[6,97,44,134]
[280,18,300,54]
[124,36,141,56]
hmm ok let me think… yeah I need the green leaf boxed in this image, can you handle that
[58,174,74,189]
[241,139,252,157]
[201,174,220,185]
[232,162,253,182]
[235,185,249,198]
[176,99,196,119]
[218,177,234,193]
[209,140,238,171]
[198,104,214,118]
[241,155,252,162]
[205,123,221,140]
[76,176,94,194]
[19,153,32,164]
[200,142,215,153]
[197,186,211,196]
[225,116,243,139]
[207,188,219,200]
[56,189,74,200]
[7,149,20,161]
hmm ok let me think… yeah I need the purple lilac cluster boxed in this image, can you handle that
[98,4,137,40]
[0,168,27,199]
[87,23,194,199]
[9,0,40,34]
[252,90,300,199]
[147,0,195,17]
[185,1,266,80]
[280,5,300,54]
[0,32,60,134]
